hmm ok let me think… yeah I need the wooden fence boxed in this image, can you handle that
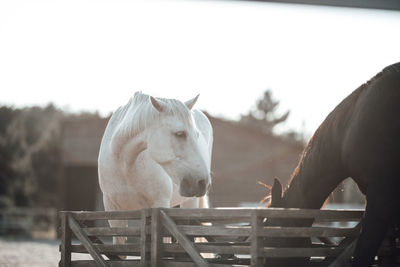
[0,207,57,239]
[58,207,370,267]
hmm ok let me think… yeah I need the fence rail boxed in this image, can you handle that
[0,207,57,239]
[58,207,375,267]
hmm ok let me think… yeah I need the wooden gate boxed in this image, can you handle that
[59,208,365,267]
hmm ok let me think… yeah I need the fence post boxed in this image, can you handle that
[59,212,72,267]
[151,208,163,267]
[141,209,151,267]
[251,209,264,267]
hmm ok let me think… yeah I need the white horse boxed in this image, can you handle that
[98,92,213,245]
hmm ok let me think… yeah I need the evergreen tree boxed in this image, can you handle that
[240,90,290,134]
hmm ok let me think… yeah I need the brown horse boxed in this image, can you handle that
[269,62,400,266]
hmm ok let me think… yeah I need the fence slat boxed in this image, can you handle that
[262,247,344,257]
[162,262,239,267]
[175,225,251,237]
[163,243,250,254]
[162,208,363,221]
[160,210,211,267]
[140,209,151,267]
[70,260,140,267]
[251,210,264,267]
[257,208,364,221]
[151,209,163,267]
[60,212,72,267]
[82,227,141,236]
[163,208,252,219]
[173,225,358,238]
[258,226,359,237]
[70,244,141,254]
[78,220,122,261]
[68,216,110,267]
[70,210,142,220]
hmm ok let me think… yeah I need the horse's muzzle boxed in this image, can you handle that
[179,175,210,197]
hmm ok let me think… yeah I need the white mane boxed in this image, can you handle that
[110,92,193,151]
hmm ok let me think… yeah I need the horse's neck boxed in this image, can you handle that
[283,87,366,209]
[283,127,347,209]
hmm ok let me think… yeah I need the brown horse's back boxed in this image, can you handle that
[340,63,400,266]
[342,64,400,190]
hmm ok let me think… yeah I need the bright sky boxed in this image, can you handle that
[1,0,400,136]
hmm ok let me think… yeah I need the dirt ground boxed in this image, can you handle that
[0,238,90,267]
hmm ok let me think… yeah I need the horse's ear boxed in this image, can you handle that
[150,96,165,112]
[270,178,283,206]
[185,94,199,110]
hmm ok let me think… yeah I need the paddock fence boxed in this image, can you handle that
[57,207,377,267]
[0,207,57,239]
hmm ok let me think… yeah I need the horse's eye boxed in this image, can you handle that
[174,131,187,139]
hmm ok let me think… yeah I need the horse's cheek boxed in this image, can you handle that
[148,133,175,163]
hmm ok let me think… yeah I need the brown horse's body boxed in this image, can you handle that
[270,62,400,266]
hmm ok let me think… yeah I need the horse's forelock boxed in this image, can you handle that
[118,92,193,139]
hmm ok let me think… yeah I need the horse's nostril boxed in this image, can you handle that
[198,179,206,189]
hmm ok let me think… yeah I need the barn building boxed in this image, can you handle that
[59,114,363,211]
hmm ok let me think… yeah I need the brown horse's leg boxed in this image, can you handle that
[353,205,389,266]
[352,175,399,267]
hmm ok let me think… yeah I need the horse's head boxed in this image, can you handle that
[268,178,285,208]
[265,178,311,266]
[146,95,211,197]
